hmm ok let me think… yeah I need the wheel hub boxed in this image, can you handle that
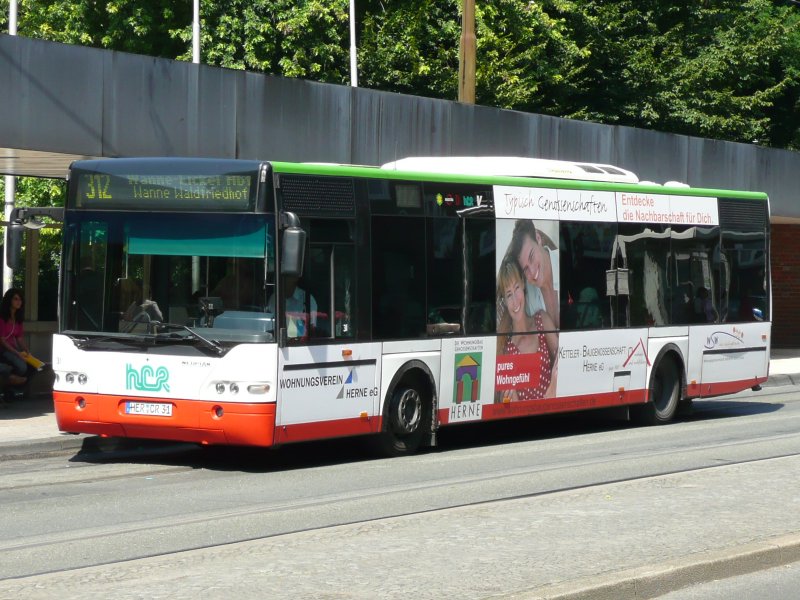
[392,388,422,435]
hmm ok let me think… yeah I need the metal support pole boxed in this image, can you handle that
[5,1,18,293]
[192,0,201,293]
[192,0,200,64]
[350,0,358,87]
[458,0,476,104]
[3,177,15,294]
[8,0,17,36]
[25,229,39,320]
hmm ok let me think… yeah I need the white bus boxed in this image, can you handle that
[52,157,771,455]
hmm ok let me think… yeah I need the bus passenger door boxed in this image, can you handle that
[277,343,382,442]
[275,223,381,442]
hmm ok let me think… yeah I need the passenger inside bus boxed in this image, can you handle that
[574,287,603,328]
[693,287,717,323]
[735,284,758,321]
[211,259,258,311]
[267,275,317,339]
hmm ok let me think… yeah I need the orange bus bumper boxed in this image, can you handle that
[53,391,276,447]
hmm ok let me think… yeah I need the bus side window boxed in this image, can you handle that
[720,228,767,323]
[304,219,356,340]
[561,222,614,330]
[670,225,720,325]
[464,219,495,334]
[372,216,426,339]
[427,218,462,335]
[333,246,355,337]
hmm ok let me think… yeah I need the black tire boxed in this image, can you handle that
[632,356,681,425]
[373,384,430,457]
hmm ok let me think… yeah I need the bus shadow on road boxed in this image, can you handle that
[68,398,786,472]
[682,397,784,421]
[67,408,636,471]
[69,433,386,473]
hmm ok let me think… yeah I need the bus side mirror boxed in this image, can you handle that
[5,224,24,270]
[5,206,63,270]
[280,212,306,278]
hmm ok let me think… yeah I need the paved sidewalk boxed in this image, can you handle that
[763,348,800,385]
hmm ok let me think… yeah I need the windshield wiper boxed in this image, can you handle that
[73,333,150,351]
[153,322,226,356]
[71,323,226,355]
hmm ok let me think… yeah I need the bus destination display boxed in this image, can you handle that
[75,173,254,211]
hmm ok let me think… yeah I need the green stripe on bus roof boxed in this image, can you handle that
[270,161,769,201]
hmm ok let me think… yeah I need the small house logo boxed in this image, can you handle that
[450,352,483,422]
[126,364,170,393]
[454,353,481,404]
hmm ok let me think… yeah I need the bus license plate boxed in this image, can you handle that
[125,402,173,417]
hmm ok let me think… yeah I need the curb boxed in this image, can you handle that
[0,434,89,460]
[505,532,800,600]
[764,374,800,388]
[0,435,188,461]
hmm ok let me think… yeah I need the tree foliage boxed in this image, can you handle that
[0,176,65,309]
[358,1,459,98]
[560,0,800,147]
[10,0,190,57]
[170,0,351,82]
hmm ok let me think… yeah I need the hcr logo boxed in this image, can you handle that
[126,364,170,392]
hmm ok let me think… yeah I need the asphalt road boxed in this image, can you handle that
[1,385,799,598]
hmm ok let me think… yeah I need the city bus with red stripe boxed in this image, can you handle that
[53,157,771,455]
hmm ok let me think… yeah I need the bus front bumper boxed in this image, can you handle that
[53,391,276,447]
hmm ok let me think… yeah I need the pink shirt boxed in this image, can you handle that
[0,318,23,349]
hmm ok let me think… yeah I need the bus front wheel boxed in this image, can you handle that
[375,384,430,457]
[632,356,681,425]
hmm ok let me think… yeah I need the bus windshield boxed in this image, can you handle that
[62,212,276,342]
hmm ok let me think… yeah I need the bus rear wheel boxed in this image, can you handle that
[632,356,681,425]
[375,384,430,457]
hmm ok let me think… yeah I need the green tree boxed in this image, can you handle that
[560,0,800,146]
[473,0,589,112]
[357,0,589,109]
[0,176,65,318]
[11,0,190,57]
[173,0,351,82]
[358,0,459,99]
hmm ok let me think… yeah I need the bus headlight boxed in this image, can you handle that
[64,372,88,385]
[212,381,269,395]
